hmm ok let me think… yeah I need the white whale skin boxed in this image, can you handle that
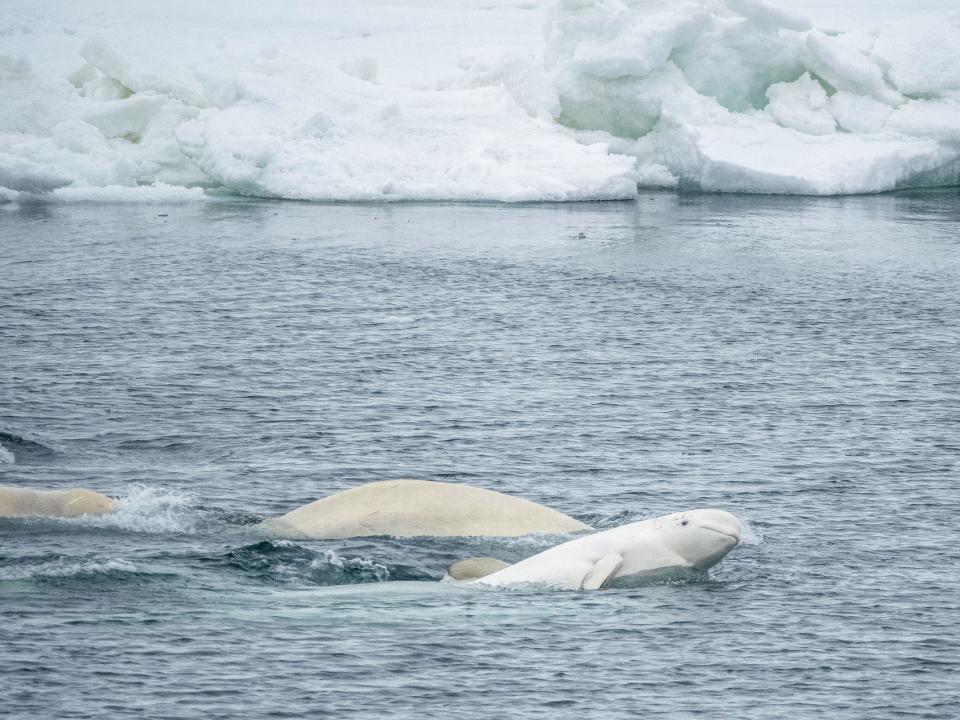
[464,509,742,590]
[0,486,114,518]
[259,479,592,539]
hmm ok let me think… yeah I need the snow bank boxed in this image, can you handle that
[0,0,957,200]
[546,0,960,194]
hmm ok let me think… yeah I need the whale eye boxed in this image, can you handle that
[681,519,689,526]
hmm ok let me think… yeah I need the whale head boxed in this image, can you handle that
[650,508,742,570]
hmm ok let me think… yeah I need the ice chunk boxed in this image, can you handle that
[52,183,206,202]
[51,118,107,153]
[178,80,639,201]
[634,161,678,188]
[66,62,98,89]
[765,73,835,135]
[563,1,711,80]
[829,91,892,134]
[80,36,206,106]
[80,94,169,141]
[544,0,960,193]
[0,152,72,192]
[873,16,960,96]
[673,18,805,112]
[887,99,960,144]
[656,113,955,194]
[804,31,901,105]
[339,57,378,83]
[0,54,31,80]
[555,61,692,137]
[723,0,812,32]
[543,0,710,134]
[445,54,560,120]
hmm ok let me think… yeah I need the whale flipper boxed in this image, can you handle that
[581,553,623,590]
[446,557,511,581]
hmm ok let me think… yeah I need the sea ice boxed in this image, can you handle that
[765,73,836,136]
[0,0,957,200]
[546,0,960,194]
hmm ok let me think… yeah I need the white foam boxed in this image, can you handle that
[0,557,138,581]
[0,443,14,464]
[75,484,203,534]
[311,549,390,583]
[0,0,957,199]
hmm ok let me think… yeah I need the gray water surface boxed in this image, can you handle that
[2,192,959,719]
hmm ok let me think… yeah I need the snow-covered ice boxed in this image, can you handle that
[0,0,957,200]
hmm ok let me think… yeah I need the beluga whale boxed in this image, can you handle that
[445,509,741,590]
[259,479,591,539]
[0,485,114,519]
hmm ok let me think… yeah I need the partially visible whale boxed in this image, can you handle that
[259,479,591,539]
[0,486,114,519]
[446,509,741,590]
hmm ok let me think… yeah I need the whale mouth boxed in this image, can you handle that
[700,524,741,544]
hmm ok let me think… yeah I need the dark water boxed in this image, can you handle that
[2,192,959,719]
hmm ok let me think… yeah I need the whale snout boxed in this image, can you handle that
[695,510,741,544]
[672,509,742,570]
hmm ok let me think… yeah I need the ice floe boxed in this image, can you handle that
[0,0,957,200]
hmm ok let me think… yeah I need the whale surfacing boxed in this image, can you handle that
[449,509,742,590]
[260,479,591,539]
[0,486,114,519]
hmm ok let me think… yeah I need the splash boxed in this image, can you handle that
[75,484,204,534]
[737,517,765,546]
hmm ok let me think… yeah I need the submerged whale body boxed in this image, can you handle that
[447,509,741,590]
[260,479,591,539]
[0,486,114,518]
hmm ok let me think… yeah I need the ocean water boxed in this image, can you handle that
[1,192,959,719]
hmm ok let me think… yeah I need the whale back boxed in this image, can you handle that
[261,479,591,539]
[446,557,511,581]
[0,486,114,518]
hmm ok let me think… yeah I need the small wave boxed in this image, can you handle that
[227,540,391,586]
[0,557,138,581]
[74,484,204,534]
[0,430,57,464]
